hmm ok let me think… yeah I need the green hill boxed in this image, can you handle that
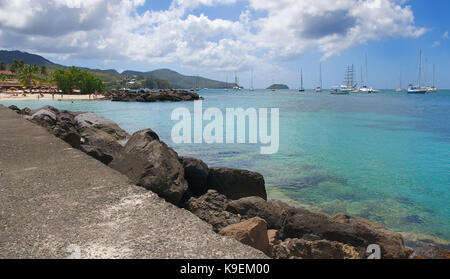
[0,50,229,90]
[0,50,59,66]
[122,69,228,89]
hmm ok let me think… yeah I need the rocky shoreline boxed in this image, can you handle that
[104,89,202,102]
[7,104,449,259]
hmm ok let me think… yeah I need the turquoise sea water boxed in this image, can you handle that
[2,89,449,244]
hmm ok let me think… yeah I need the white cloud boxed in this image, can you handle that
[443,31,449,39]
[0,0,426,72]
[432,41,440,47]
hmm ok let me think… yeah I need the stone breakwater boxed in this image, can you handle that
[104,89,202,102]
[8,104,448,259]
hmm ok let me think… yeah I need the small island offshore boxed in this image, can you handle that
[267,84,289,90]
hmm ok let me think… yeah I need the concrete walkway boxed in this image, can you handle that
[0,105,266,259]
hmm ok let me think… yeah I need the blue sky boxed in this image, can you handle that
[0,0,448,89]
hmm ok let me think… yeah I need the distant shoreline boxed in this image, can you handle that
[0,93,105,101]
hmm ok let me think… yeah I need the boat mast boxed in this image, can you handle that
[319,63,322,88]
[365,53,368,86]
[361,65,363,87]
[251,69,254,90]
[433,64,436,88]
[226,74,228,89]
[301,68,303,89]
[418,50,422,88]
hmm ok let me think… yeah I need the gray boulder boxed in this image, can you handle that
[75,112,128,142]
[110,129,188,205]
[180,157,209,197]
[207,167,267,200]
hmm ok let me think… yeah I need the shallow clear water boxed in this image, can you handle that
[2,89,449,243]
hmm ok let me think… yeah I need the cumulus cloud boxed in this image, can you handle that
[0,0,426,72]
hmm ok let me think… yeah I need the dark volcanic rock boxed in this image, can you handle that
[185,190,242,232]
[331,213,409,259]
[8,105,20,113]
[109,90,200,103]
[208,167,267,200]
[272,238,361,259]
[280,209,366,248]
[14,105,126,163]
[226,197,290,230]
[110,129,188,205]
[81,138,124,165]
[180,157,209,197]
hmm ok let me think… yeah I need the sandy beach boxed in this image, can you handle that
[0,93,105,101]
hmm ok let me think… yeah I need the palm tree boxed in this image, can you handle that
[18,64,39,91]
[10,60,25,73]
[40,66,48,78]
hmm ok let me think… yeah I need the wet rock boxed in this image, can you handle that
[219,217,270,256]
[331,213,408,259]
[208,167,267,200]
[272,238,361,259]
[180,157,209,197]
[110,129,188,205]
[185,190,241,232]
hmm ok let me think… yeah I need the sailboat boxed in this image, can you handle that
[408,50,427,94]
[299,69,305,92]
[315,64,322,92]
[359,54,378,93]
[395,72,403,92]
[250,69,254,91]
[429,64,438,92]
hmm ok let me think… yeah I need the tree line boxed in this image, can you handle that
[0,60,106,94]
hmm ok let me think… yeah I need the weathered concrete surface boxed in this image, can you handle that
[0,105,267,259]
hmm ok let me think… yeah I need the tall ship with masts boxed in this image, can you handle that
[340,65,356,92]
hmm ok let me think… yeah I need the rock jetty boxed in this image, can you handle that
[104,89,201,102]
[8,104,436,259]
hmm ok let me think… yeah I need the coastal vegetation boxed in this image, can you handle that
[0,51,229,90]
[53,67,106,94]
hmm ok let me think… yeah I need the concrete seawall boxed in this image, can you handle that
[0,105,266,259]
